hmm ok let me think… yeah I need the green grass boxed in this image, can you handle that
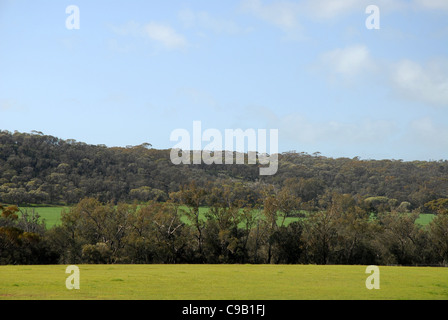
[0,264,447,300]
[416,214,436,226]
[19,206,69,228]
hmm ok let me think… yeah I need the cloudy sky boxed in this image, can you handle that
[1,0,447,161]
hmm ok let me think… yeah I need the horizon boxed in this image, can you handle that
[2,128,447,163]
[1,0,447,162]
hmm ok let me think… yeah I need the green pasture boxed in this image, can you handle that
[18,206,69,228]
[17,205,436,229]
[0,264,447,300]
[415,213,436,226]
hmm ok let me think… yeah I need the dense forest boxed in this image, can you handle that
[1,130,448,211]
[1,130,448,266]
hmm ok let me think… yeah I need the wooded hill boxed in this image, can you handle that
[2,130,448,266]
[0,130,447,213]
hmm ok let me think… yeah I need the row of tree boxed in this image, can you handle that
[1,130,448,211]
[1,183,448,266]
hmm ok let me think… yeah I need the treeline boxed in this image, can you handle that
[1,130,448,212]
[1,184,448,266]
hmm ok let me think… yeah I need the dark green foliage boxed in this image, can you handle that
[0,205,58,264]
[1,192,448,266]
[1,130,448,209]
[1,130,448,266]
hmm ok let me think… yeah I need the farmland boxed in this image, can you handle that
[0,264,447,300]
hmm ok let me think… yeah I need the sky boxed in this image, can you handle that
[0,0,447,161]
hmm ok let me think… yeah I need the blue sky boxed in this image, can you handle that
[1,0,447,161]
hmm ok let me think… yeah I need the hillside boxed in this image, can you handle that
[0,130,447,210]
[2,130,448,266]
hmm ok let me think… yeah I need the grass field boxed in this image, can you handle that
[415,213,436,226]
[19,206,69,228]
[0,264,447,300]
[18,205,436,229]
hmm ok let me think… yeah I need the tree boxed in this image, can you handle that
[261,187,279,264]
[82,243,112,264]
[376,211,424,265]
[123,202,158,263]
[203,185,246,263]
[329,194,376,264]
[129,186,153,202]
[270,222,304,264]
[425,198,448,215]
[301,192,344,264]
[364,196,390,215]
[276,186,302,225]
[56,198,136,263]
[171,181,207,262]
[150,201,193,263]
[0,203,56,264]
[428,213,448,265]
[0,204,19,220]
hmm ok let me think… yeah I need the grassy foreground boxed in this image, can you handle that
[0,264,447,300]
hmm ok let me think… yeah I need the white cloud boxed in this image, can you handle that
[284,116,396,146]
[406,117,448,155]
[413,0,448,11]
[245,106,448,160]
[107,38,135,53]
[305,0,419,19]
[239,0,303,38]
[249,106,396,146]
[110,21,142,37]
[110,21,187,50]
[304,0,361,20]
[239,0,447,32]
[390,59,448,107]
[177,87,221,111]
[0,100,12,110]
[144,22,188,49]
[0,99,24,111]
[179,9,246,35]
[318,44,375,80]
[316,43,448,108]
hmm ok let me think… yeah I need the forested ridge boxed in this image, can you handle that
[1,130,447,210]
[1,130,448,266]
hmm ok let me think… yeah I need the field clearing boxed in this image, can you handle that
[0,264,447,300]
[415,213,436,226]
[19,206,69,228]
[18,205,436,229]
